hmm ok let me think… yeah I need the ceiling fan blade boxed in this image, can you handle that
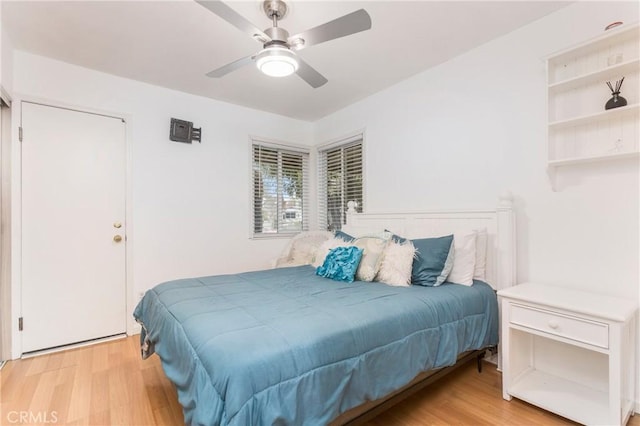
[288,9,371,51]
[295,57,328,88]
[206,55,255,78]
[195,1,270,43]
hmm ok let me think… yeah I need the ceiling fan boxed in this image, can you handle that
[196,0,372,88]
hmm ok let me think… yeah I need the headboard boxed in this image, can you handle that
[342,194,516,291]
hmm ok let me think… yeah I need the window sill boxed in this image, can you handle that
[251,233,300,240]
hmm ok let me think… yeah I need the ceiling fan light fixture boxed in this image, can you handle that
[256,46,298,77]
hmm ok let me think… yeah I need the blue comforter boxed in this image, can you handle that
[133,265,498,426]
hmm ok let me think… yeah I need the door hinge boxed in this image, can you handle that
[18,317,23,331]
[19,126,23,142]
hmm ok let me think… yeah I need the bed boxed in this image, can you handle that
[134,195,516,425]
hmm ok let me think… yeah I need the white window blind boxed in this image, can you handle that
[318,138,363,231]
[252,141,309,236]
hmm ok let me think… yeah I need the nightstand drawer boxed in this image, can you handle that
[510,304,609,348]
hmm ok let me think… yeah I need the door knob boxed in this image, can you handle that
[113,235,123,243]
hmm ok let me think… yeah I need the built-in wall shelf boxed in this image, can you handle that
[548,58,640,93]
[546,23,639,182]
[548,151,639,168]
[548,103,639,130]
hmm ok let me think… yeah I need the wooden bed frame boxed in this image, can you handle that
[331,194,516,424]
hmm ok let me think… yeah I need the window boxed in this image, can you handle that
[318,135,364,231]
[283,211,297,220]
[252,140,309,237]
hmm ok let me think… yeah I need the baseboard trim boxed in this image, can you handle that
[21,333,127,359]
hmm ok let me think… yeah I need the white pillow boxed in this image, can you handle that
[312,237,352,268]
[353,236,389,282]
[447,232,477,286]
[290,232,334,265]
[275,231,334,267]
[473,228,488,281]
[375,240,416,287]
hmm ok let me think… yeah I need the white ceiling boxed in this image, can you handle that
[2,0,570,121]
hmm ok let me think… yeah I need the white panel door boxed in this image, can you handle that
[21,102,126,353]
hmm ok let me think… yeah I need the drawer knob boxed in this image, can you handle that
[548,320,559,329]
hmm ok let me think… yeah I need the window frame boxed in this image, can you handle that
[249,136,310,239]
[317,131,365,232]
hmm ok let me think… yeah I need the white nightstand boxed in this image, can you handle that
[498,283,637,425]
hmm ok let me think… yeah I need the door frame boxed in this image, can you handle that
[11,95,134,359]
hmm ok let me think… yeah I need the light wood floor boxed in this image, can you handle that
[0,335,637,425]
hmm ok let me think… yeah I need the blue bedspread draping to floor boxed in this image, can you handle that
[134,265,498,426]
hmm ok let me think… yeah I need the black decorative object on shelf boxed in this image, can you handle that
[605,78,627,110]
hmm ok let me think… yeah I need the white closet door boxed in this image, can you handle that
[21,102,126,353]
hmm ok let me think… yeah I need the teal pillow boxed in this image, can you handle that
[411,235,455,287]
[334,230,355,242]
[316,246,363,283]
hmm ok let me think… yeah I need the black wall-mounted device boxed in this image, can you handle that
[170,118,202,143]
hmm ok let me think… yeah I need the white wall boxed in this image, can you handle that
[314,0,639,407]
[315,1,638,297]
[0,14,14,95]
[0,8,14,362]
[11,51,313,347]
[0,5,3,88]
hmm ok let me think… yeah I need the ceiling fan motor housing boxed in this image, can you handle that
[264,27,290,44]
